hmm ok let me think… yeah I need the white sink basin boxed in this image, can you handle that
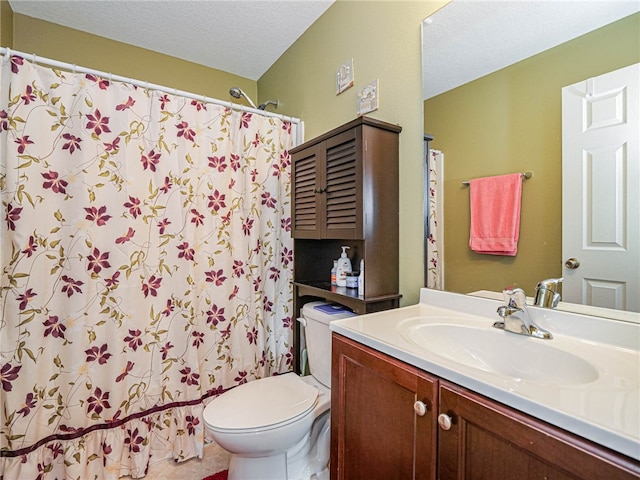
[398,320,599,385]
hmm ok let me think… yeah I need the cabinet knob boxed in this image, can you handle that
[414,400,428,416]
[314,187,326,194]
[438,413,453,431]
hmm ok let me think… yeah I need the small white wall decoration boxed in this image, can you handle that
[357,79,379,116]
[336,58,355,94]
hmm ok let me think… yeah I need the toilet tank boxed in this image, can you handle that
[301,302,356,388]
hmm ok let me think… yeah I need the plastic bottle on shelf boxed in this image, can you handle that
[358,259,364,295]
[335,246,352,287]
[330,260,338,286]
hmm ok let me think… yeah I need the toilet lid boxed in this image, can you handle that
[204,373,319,430]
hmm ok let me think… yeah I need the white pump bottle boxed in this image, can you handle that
[335,246,352,287]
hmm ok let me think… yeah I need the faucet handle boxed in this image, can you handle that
[502,287,527,309]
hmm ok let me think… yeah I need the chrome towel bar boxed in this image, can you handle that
[462,171,533,186]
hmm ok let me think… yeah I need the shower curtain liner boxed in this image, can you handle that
[0,50,298,479]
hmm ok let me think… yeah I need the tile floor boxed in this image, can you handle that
[144,442,231,480]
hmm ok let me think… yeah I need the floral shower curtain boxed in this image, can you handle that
[426,149,443,290]
[0,55,296,479]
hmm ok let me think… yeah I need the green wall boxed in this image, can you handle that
[0,0,13,47]
[424,13,640,296]
[260,1,446,305]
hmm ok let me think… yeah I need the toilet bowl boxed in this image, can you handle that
[203,301,355,480]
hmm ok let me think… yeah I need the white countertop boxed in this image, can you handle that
[329,288,640,461]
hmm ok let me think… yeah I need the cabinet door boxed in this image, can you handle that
[324,127,362,239]
[331,334,438,480]
[292,142,325,238]
[438,381,640,480]
[291,128,362,239]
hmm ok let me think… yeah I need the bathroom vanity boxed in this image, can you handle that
[329,289,640,479]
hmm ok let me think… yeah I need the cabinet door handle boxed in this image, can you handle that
[414,400,428,416]
[314,187,326,193]
[438,413,453,431]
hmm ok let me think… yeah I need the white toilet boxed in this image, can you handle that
[203,301,355,480]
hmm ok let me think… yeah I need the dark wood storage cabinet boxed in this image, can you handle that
[291,117,402,371]
[331,333,640,480]
[292,116,400,241]
[291,116,401,307]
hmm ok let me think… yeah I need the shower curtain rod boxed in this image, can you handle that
[0,47,304,144]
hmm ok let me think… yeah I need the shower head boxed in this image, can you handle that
[258,100,280,111]
[229,87,257,109]
[228,87,243,100]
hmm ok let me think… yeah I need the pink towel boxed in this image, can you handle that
[469,173,522,256]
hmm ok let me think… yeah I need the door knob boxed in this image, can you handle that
[414,401,428,416]
[438,413,453,430]
[564,258,580,269]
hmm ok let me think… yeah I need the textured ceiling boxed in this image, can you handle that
[8,0,335,81]
[422,0,640,99]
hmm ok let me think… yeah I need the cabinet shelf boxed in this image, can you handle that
[294,281,401,315]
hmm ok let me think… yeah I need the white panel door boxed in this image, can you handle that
[562,63,640,312]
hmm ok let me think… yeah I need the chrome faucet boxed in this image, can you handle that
[534,277,564,309]
[493,288,553,340]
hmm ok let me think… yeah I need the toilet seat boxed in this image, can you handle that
[204,373,319,432]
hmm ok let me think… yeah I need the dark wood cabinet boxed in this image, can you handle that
[331,333,640,480]
[438,381,640,480]
[291,116,401,241]
[291,116,401,302]
[292,128,359,240]
[331,334,438,480]
[292,118,402,372]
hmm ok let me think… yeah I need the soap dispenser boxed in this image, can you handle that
[335,246,352,287]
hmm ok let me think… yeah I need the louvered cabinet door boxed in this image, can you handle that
[291,129,363,239]
[292,143,325,238]
[324,128,363,239]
